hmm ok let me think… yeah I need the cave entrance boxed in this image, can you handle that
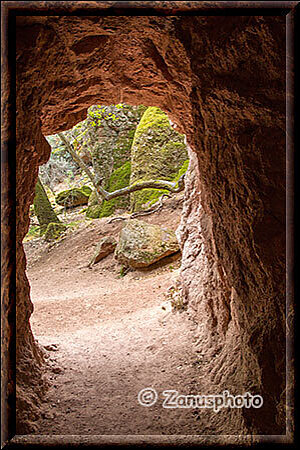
[23,102,202,435]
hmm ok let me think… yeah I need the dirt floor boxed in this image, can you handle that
[24,195,207,435]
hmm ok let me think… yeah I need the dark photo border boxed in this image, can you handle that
[1,1,297,448]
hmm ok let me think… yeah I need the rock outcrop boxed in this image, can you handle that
[86,103,145,187]
[70,103,145,218]
[115,219,180,268]
[5,7,288,440]
[33,176,61,233]
[130,106,188,211]
[86,104,188,218]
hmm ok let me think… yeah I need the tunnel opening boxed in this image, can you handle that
[22,102,200,435]
[12,12,289,443]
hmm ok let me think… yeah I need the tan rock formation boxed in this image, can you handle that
[115,219,180,268]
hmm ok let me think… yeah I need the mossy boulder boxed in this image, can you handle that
[55,186,92,208]
[34,177,61,233]
[86,161,131,219]
[44,222,67,241]
[173,159,190,183]
[114,219,180,268]
[130,107,188,212]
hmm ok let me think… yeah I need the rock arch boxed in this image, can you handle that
[2,5,290,439]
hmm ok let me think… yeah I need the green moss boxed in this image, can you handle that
[112,132,136,170]
[88,190,99,207]
[85,205,103,219]
[55,186,92,207]
[86,161,131,219]
[100,161,131,217]
[44,222,67,241]
[66,220,81,228]
[129,159,189,212]
[23,225,41,242]
[173,159,189,183]
[34,177,60,233]
[130,188,170,211]
[130,107,188,212]
[132,107,170,141]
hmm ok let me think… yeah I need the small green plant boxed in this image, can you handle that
[164,285,187,312]
[171,296,186,312]
[118,265,130,278]
[66,220,81,230]
[24,225,41,242]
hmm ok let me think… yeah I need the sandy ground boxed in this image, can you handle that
[24,199,207,435]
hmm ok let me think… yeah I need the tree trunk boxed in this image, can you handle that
[33,176,60,233]
[58,132,103,202]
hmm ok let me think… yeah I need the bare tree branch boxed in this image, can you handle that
[107,193,171,223]
[102,175,185,201]
[58,132,185,203]
[58,132,103,201]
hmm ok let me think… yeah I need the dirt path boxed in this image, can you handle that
[25,206,206,435]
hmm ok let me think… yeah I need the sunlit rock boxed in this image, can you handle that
[115,219,180,268]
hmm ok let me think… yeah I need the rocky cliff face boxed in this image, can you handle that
[175,16,287,435]
[9,10,288,437]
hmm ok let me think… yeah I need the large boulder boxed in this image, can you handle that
[85,103,146,187]
[130,106,188,212]
[55,186,92,207]
[114,219,180,268]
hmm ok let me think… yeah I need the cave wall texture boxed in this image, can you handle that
[3,3,290,439]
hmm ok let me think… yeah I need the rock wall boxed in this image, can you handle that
[9,10,287,437]
[176,16,287,435]
[33,177,60,233]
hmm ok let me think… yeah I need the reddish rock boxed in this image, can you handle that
[88,236,117,267]
[2,6,288,438]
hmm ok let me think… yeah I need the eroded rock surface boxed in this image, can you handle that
[9,9,287,437]
[115,219,180,268]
